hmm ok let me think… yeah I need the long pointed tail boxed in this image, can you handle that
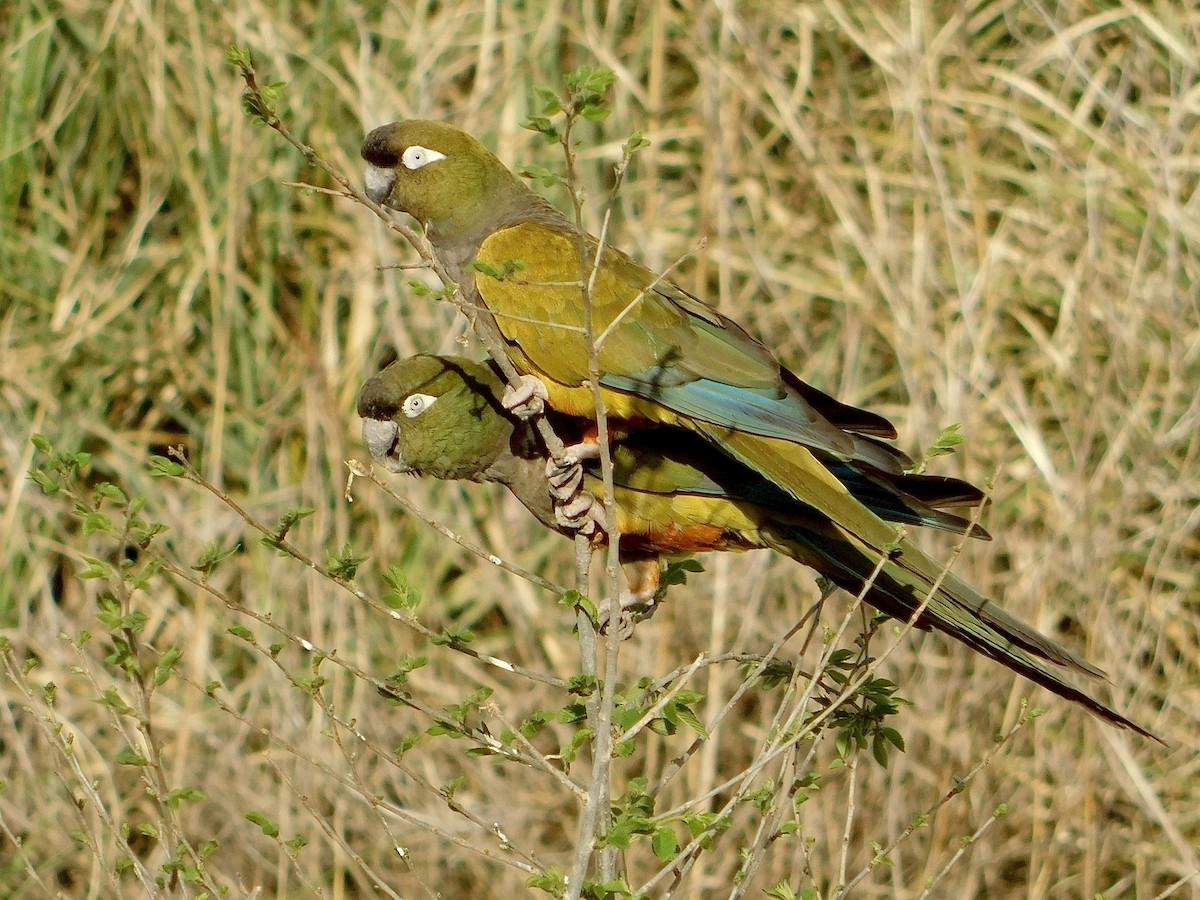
[703,427,1158,740]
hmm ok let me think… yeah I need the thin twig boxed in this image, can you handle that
[168,448,568,689]
[347,460,569,597]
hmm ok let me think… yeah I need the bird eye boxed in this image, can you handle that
[401,145,447,170]
[402,392,437,417]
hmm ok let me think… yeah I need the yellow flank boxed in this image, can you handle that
[595,476,766,555]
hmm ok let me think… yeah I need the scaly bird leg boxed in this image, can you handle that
[500,374,550,419]
[598,558,665,640]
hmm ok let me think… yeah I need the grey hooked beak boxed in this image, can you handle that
[362,418,408,472]
[364,165,396,205]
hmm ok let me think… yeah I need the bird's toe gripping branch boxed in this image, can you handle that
[545,440,602,500]
[553,488,607,536]
[597,559,665,641]
[500,373,550,419]
[545,440,606,536]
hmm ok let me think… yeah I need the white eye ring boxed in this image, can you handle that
[402,393,437,418]
[401,145,446,170]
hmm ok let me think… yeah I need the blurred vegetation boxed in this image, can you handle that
[2,0,1198,897]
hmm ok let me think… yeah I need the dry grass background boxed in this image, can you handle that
[3,0,1199,897]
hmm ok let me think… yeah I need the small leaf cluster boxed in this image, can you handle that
[910,423,966,474]
[243,811,308,859]
[472,258,527,281]
[611,680,707,758]
[814,646,908,768]
[226,47,286,127]
[261,506,315,551]
[523,65,617,142]
[326,542,369,581]
[428,686,494,739]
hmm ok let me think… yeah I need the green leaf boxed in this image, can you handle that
[560,726,593,765]
[765,882,799,900]
[115,747,149,767]
[267,506,315,546]
[382,566,421,610]
[147,455,186,477]
[910,423,967,473]
[567,673,598,697]
[225,46,252,69]
[327,542,369,581]
[383,653,427,689]
[521,116,560,139]
[472,257,526,280]
[244,810,279,837]
[93,482,126,503]
[534,86,562,115]
[670,703,707,739]
[394,732,422,758]
[440,775,465,799]
[29,469,59,494]
[661,557,703,588]
[560,590,598,624]
[166,787,204,809]
[96,688,133,715]
[871,733,891,768]
[520,164,565,188]
[406,278,449,300]
[623,131,651,156]
[78,559,113,581]
[431,627,474,647]
[526,866,567,897]
[519,710,552,739]
[79,510,114,536]
[579,105,611,123]
[192,540,240,576]
[154,646,183,686]
[651,826,678,861]
[31,434,53,455]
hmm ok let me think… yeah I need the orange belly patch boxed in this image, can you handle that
[618,520,751,557]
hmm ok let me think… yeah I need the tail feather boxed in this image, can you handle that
[702,427,1158,740]
[826,463,993,539]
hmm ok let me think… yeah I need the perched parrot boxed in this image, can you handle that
[358,354,1152,738]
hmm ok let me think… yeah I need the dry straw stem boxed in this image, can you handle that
[4,0,1199,897]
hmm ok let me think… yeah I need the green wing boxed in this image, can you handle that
[476,221,878,463]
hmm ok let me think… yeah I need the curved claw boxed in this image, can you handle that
[554,490,606,535]
[501,374,550,420]
[595,559,665,640]
[597,586,660,641]
[548,463,584,501]
[546,440,601,501]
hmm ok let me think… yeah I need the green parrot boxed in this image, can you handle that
[357,354,1152,738]
[359,121,980,539]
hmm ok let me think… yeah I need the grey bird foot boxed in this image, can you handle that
[501,374,550,419]
[598,588,660,641]
[554,489,606,536]
[546,441,602,501]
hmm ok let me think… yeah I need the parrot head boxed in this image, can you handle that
[357,354,513,481]
[361,120,536,245]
